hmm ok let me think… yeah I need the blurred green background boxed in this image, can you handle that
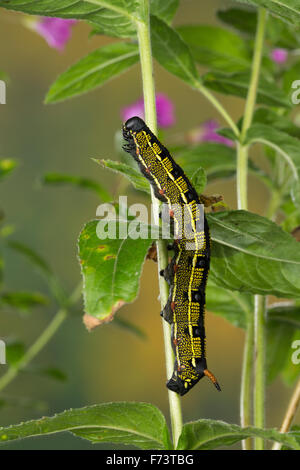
[0,0,298,449]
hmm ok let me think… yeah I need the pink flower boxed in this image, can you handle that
[186,120,234,147]
[271,48,288,64]
[34,17,77,51]
[121,93,175,128]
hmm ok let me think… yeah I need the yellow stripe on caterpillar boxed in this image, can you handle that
[123,116,221,396]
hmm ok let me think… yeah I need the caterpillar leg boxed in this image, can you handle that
[146,242,157,263]
[199,194,229,213]
[160,298,174,324]
[147,242,177,264]
[160,258,177,285]
[199,194,223,207]
[204,369,221,391]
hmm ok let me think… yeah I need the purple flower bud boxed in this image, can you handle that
[271,48,288,65]
[186,120,234,147]
[34,17,77,51]
[121,93,175,128]
[155,93,175,128]
[122,98,144,123]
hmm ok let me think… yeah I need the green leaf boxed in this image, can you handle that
[189,167,207,194]
[268,304,300,328]
[0,402,172,450]
[289,425,300,448]
[266,305,300,385]
[266,305,300,384]
[43,367,67,382]
[150,15,199,88]
[206,284,299,386]
[281,330,300,386]
[176,143,236,182]
[0,291,48,313]
[27,366,68,382]
[42,367,67,382]
[217,7,257,35]
[237,0,300,25]
[203,71,291,108]
[42,173,111,202]
[206,281,251,329]
[5,341,25,366]
[282,61,300,99]
[246,124,300,206]
[177,25,251,73]
[266,13,300,48]
[206,287,300,387]
[218,7,300,49]
[208,210,300,298]
[0,159,18,181]
[7,241,67,305]
[177,419,300,450]
[78,220,155,326]
[252,108,300,138]
[45,42,139,103]
[0,0,141,38]
[281,200,300,232]
[150,0,179,24]
[95,159,150,195]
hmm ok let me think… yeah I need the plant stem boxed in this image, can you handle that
[237,7,267,209]
[195,82,240,138]
[0,283,82,393]
[254,294,267,450]
[240,312,254,450]
[241,8,268,142]
[237,7,268,450]
[251,9,268,452]
[266,189,281,220]
[136,3,183,448]
[236,143,249,211]
[267,146,300,452]
[272,377,300,450]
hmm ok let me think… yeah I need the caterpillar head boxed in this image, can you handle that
[124,116,146,134]
[123,117,146,153]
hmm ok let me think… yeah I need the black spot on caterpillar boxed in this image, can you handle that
[123,116,221,396]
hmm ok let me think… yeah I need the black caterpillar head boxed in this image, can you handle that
[122,117,146,152]
[124,116,146,133]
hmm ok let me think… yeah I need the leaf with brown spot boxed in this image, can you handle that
[104,254,117,261]
[78,220,156,327]
[291,226,300,242]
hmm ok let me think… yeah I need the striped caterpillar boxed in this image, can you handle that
[123,116,220,396]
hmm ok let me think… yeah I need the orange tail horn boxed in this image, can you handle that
[204,369,221,391]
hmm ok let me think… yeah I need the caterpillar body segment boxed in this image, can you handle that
[123,116,220,396]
